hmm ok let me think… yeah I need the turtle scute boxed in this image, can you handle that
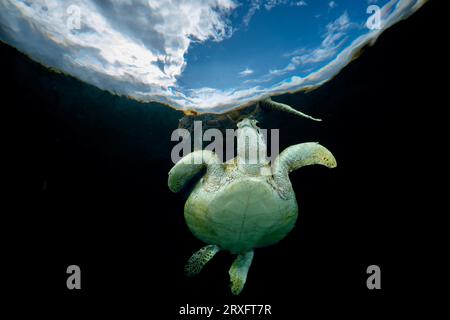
[184,175,298,253]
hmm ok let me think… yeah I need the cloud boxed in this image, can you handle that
[265,0,289,10]
[268,11,352,78]
[0,0,428,113]
[243,0,261,26]
[0,0,236,101]
[239,68,254,77]
[242,0,306,26]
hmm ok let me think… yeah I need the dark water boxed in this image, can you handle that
[3,1,443,317]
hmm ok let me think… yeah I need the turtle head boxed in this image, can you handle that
[236,118,268,173]
[237,118,259,130]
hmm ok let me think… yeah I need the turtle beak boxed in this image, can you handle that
[237,118,253,128]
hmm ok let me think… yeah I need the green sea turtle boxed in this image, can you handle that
[168,98,337,295]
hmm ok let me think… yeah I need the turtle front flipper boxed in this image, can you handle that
[185,245,221,277]
[168,150,224,193]
[273,142,337,198]
[229,251,254,295]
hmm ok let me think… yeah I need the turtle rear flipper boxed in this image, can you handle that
[259,98,322,121]
[185,245,221,277]
[229,250,254,295]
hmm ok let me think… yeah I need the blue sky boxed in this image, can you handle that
[181,0,388,90]
[0,0,426,112]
